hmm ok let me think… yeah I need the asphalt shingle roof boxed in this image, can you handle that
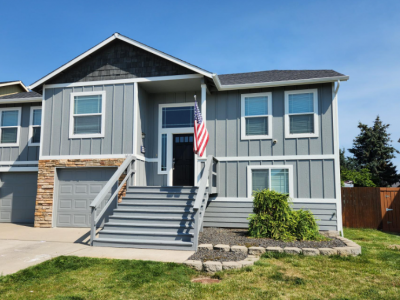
[218,70,346,85]
[0,91,42,100]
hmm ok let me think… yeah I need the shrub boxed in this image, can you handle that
[248,189,323,241]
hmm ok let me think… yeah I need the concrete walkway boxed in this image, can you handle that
[0,224,194,276]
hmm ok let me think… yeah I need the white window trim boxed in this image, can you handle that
[241,92,273,140]
[284,89,319,138]
[28,106,42,146]
[0,107,22,147]
[158,102,197,186]
[69,91,106,139]
[247,165,294,198]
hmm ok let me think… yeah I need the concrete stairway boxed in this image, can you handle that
[92,186,199,250]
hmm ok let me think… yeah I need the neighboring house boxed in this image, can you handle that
[1,33,349,250]
[0,81,42,224]
[0,80,29,97]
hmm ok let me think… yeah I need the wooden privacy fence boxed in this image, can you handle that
[341,187,400,232]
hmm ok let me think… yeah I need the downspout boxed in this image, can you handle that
[332,80,344,237]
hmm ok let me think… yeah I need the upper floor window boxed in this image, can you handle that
[0,107,21,147]
[241,92,272,140]
[29,106,42,146]
[247,165,293,198]
[285,89,318,138]
[69,91,105,138]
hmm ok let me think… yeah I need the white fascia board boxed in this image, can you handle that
[0,97,42,104]
[212,74,350,91]
[43,74,203,89]
[198,154,336,161]
[209,197,339,203]
[29,33,212,90]
[0,167,38,172]
[0,81,29,92]
[0,161,38,165]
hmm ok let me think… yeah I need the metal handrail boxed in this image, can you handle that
[89,155,136,246]
[193,155,218,249]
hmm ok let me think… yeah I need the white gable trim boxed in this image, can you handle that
[29,33,212,90]
[0,81,29,92]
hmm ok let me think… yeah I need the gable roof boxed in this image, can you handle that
[0,80,29,92]
[29,33,213,90]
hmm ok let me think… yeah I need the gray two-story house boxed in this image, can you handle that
[1,33,348,250]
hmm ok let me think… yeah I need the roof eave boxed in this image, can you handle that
[29,33,213,90]
[212,75,349,91]
[0,97,42,104]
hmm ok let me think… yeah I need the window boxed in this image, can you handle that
[241,92,272,140]
[247,165,293,197]
[285,89,318,138]
[162,106,194,128]
[29,107,42,146]
[69,91,105,138]
[161,134,167,171]
[0,108,21,147]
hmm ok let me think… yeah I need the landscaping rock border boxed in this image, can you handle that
[184,236,361,273]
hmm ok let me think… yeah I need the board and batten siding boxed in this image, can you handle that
[0,103,40,162]
[42,84,134,156]
[206,83,334,157]
[204,200,338,231]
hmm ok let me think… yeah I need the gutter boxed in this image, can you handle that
[0,97,42,104]
[212,74,349,91]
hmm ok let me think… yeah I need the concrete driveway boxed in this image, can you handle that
[0,224,194,276]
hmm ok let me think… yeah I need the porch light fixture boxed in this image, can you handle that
[142,132,146,139]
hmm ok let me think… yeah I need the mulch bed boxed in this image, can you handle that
[188,249,247,262]
[199,227,347,249]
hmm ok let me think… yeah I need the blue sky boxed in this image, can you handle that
[1,0,399,167]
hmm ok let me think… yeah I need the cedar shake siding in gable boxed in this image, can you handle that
[46,40,195,85]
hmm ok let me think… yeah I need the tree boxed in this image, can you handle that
[340,168,376,187]
[348,116,400,186]
[340,148,359,171]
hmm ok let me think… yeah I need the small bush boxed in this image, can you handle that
[248,189,323,241]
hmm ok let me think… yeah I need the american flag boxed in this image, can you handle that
[194,99,209,157]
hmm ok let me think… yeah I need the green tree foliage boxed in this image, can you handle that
[341,168,376,187]
[248,189,324,241]
[348,116,400,186]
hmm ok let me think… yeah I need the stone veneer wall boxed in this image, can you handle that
[35,159,127,228]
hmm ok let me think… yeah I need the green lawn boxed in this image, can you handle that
[1,228,399,300]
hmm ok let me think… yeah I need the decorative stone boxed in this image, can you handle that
[230,245,248,254]
[214,244,230,252]
[333,247,353,256]
[284,247,302,255]
[222,261,242,270]
[266,247,283,253]
[183,260,203,271]
[198,244,213,250]
[203,261,223,273]
[245,256,259,262]
[248,246,266,256]
[302,248,320,256]
[388,244,400,250]
[318,248,338,256]
[320,230,340,237]
[348,246,362,256]
[239,260,254,267]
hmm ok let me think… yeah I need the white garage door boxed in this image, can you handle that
[0,172,38,223]
[56,168,117,228]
